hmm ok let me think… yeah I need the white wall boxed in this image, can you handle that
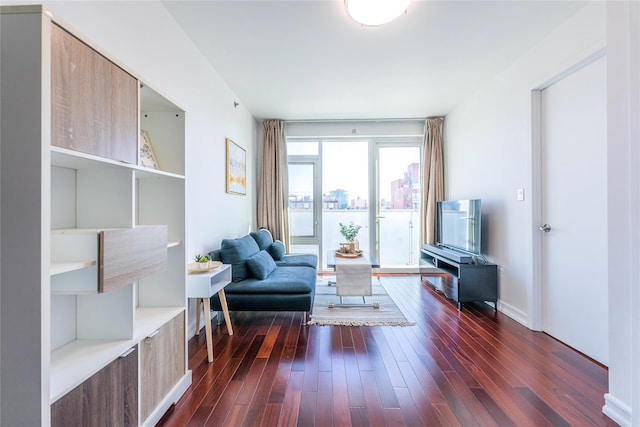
[604,2,640,425]
[18,1,258,336]
[444,3,606,325]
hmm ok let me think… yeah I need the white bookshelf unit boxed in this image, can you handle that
[1,6,190,426]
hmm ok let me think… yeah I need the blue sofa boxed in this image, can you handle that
[208,229,317,323]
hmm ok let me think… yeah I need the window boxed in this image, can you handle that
[286,122,423,271]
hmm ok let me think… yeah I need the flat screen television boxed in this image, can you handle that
[436,199,481,255]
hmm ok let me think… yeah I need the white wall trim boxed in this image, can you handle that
[535,48,607,90]
[626,2,640,424]
[529,48,607,333]
[497,299,528,327]
[529,89,543,331]
[605,2,640,422]
[603,393,632,427]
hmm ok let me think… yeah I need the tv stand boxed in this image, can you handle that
[420,244,498,311]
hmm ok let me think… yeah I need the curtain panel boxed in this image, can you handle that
[257,120,290,250]
[421,117,444,245]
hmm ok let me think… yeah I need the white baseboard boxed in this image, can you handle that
[603,393,631,426]
[497,299,528,327]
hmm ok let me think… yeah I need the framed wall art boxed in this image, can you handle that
[139,130,159,169]
[226,138,246,195]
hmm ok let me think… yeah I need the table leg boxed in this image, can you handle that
[203,297,214,362]
[195,298,201,336]
[217,289,234,336]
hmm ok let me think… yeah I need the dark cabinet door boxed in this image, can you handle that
[51,346,138,427]
[51,24,137,164]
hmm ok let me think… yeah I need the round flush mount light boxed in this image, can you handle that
[345,0,411,26]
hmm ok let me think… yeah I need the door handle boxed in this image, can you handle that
[146,329,160,339]
[119,347,136,358]
[539,224,551,232]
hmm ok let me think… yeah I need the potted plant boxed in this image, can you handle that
[339,221,362,253]
[194,254,210,269]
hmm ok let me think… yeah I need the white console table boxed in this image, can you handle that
[187,264,233,362]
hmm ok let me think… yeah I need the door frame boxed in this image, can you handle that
[530,48,606,331]
[288,155,322,261]
[372,140,423,272]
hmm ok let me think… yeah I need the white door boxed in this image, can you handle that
[540,55,608,365]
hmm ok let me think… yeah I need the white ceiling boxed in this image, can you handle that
[163,0,587,120]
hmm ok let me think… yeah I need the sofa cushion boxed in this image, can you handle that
[222,266,316,295]
[246,250,277,280]
[275,253,318,269]
[269,240,286,260]
[250,229,273,251]
[220,235,260,282]
[208,249,222,262]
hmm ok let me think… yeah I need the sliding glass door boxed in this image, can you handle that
[375,144,421,268]
[288,138,421,271]
[321,140,369,265]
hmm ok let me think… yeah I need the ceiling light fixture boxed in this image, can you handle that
[345,0,411,27]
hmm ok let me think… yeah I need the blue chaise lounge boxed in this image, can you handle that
[208,229,317,323]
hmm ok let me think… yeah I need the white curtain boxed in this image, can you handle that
[257,120,290,249]
[421,117,444,245]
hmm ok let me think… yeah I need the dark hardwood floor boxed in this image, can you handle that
[157,275,617,426]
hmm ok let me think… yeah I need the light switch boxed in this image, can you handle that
[517,188,525,201]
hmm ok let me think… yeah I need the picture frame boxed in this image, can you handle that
[139,130,159,170]
[226,138,246,195]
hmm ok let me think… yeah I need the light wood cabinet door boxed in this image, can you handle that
[140,313,185,422]
[51,226,168,294]
[51,24,137,163]
[51,346,138,427]
[100,226,168,293]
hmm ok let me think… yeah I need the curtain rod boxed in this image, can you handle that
[283,117,429,124]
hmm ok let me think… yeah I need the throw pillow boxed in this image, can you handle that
[220,235,260,282]
[250,228,274,251]
[269,240,286,260]
[246,250,277,280]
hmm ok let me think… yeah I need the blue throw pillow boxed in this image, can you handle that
[220,235,260,282]
[269,240,286,260]
[246,250,277,280]
[250,229,274,251]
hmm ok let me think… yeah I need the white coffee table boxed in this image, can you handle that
[326,250,380,308]
[187,264,233,362]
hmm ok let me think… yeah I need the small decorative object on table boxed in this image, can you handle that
[194,254,210,269]
[339,221,362,255]
[188,257,222,274]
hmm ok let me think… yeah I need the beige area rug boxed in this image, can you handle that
[308,276,415,326]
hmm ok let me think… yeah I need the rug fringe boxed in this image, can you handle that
[308,319,415,327]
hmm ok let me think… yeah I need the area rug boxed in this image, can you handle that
[308,276,415,326]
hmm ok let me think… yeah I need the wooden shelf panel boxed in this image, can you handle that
[50,260,96,276]
[51,146,185,180]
